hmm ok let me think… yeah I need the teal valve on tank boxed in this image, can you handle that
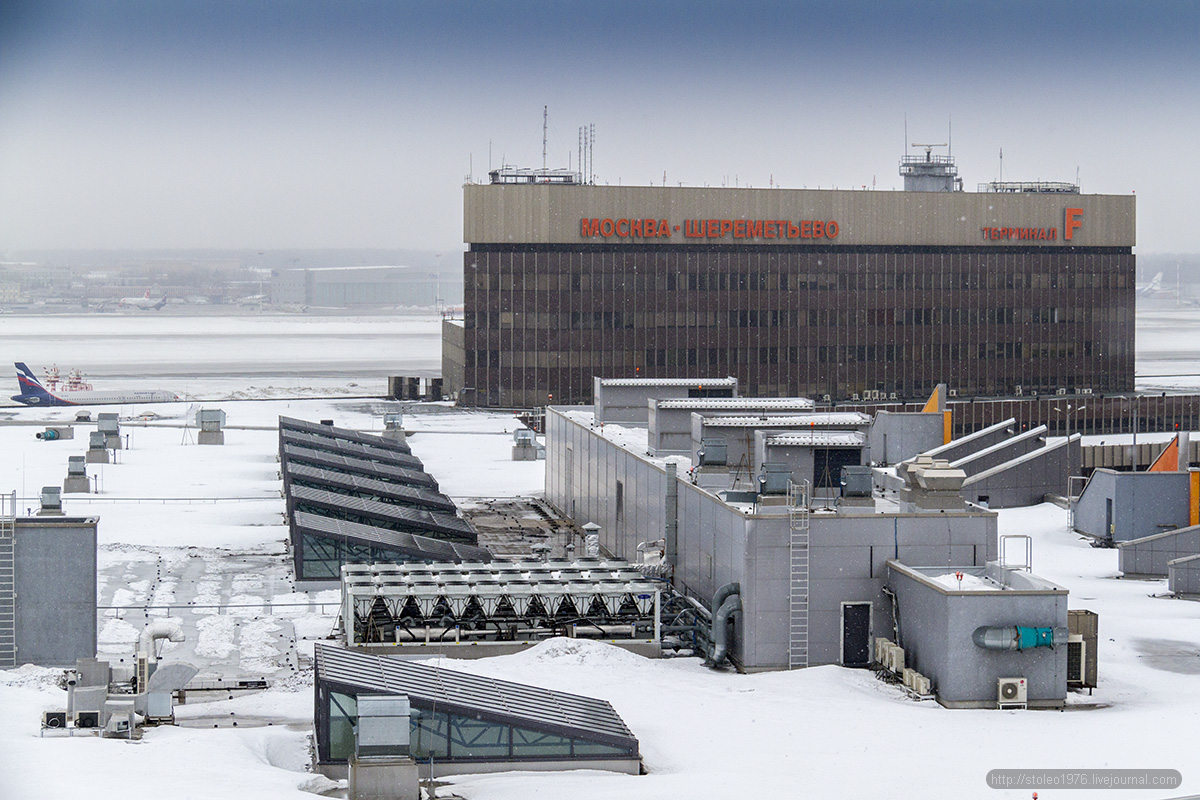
[973,625,1069,651]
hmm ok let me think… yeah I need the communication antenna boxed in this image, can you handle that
[589,123,595,184]
[948,116,952,157]
[542,105,548,171]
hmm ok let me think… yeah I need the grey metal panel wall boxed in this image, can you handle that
[807,514,997,666]
[1073,471,1190,542]
[952,429,1045,476]
[960,437,1080,509]
[1118,526,1200,578]
[887,564,1068,706]
[13,519,97,666]
[0,527,14,667]
[922,419,1017,463]
[868,412,945,466]
[1168,555,1200,595]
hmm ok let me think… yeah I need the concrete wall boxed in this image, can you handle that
[1168,554,1200,597]
[0,517,98,667]
[1118,525,1200,578]
[441,319,466,401]
[961,436,1081,509]
[1073,470,1191,542]
[887,561,1068,708]
[869,412,945,466]
[465,184,1136,249]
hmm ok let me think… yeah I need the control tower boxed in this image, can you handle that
[900,143,962,192]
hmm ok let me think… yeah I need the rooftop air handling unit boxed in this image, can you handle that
[196,408,226,445]
[38,486,63,516]
[97,413,121,449]
[64,456,90,494]
[86,430,110,463]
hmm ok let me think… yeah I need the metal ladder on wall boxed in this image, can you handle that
[0,492,16,667]
[787,480,811,669]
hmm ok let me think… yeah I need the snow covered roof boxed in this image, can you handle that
[280,427,424,469]
[655,397,815,410]
[700,413,872,427]
[767,431,867,447]
[597,377,737,387]
[282,443,438,489]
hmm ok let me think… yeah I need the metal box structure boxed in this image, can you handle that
[341,560,661,651]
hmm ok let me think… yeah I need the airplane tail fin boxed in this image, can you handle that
[13,362,54,402]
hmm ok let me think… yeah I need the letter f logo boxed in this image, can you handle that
[1064,207,1083,241]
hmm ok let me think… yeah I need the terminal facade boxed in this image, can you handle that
[444,161,1136,408]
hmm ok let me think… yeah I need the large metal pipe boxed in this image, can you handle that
[972,625,1069,651]
[139,620,185,658]
[707,583,742,667]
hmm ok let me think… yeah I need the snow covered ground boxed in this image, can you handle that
[1,311,1200,799]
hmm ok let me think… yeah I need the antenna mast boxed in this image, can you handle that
[542,106,548,171]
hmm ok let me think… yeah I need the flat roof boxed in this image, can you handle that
[599,377,737,388]
[656,397,814,410]
[767,431,866,447]
[700,413,871,427]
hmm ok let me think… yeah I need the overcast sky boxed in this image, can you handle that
[1,1,1197,254]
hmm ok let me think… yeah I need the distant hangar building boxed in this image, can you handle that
[443,156,1135,408]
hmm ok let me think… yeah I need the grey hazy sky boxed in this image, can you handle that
[1,1,1197,254]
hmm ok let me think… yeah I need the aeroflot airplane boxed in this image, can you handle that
[11,362,181,406]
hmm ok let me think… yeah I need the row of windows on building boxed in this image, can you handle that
[327,691,632,762]
[472,339,1127,370]
[470,267,1130,293]
[469,304,1131,331]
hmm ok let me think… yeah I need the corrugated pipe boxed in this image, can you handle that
[139,619,185,658]
[707,582,741,667]
[972,625,1069,651]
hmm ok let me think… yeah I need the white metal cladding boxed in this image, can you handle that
[279,416,414,455]
[316,643,639,749]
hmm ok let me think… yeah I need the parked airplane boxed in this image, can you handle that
[1136,272,1165,297]
[117,290,168,310]
[11,362,180,406]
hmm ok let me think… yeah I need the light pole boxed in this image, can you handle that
[1053,403,1086,439]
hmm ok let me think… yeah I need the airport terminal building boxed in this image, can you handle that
[443,162,1136,408]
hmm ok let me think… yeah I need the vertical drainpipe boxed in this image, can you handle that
[665,462,678,575]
